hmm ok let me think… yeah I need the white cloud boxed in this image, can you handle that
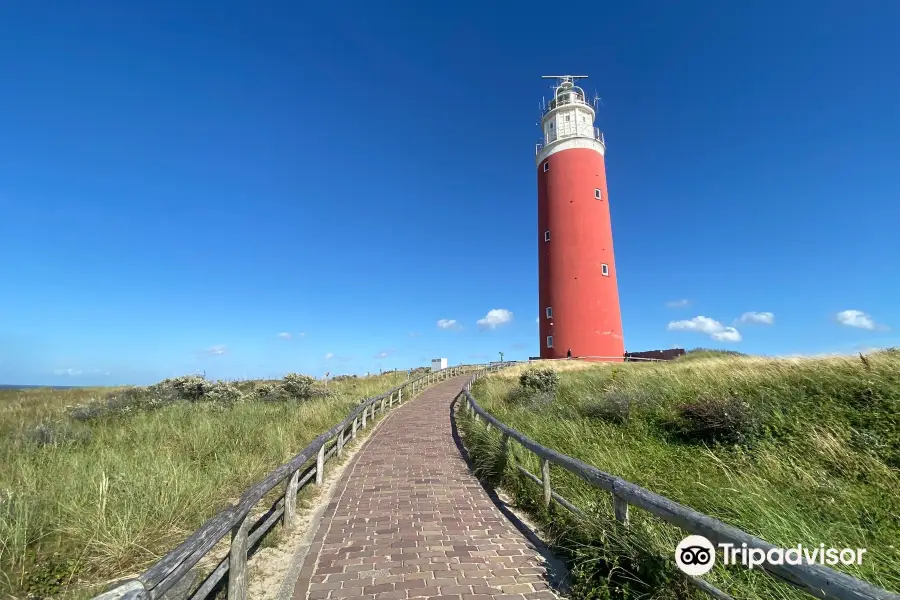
[437,319,459,330]
[667,316,742,342]
[739,311,775,325]
[204,345,227,356]
[278,332,292,340]
[53,368,83,376]
[836,309,878,330]
[324,352,335,360]
[374,349,396,359]
[477,309,514,329]
[666,299,690,308]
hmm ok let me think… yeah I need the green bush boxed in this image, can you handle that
[583,389,637,425]
[203,381,244,404]
[281,373,316,399]
[518,368,560,394]
[669,394,758,445]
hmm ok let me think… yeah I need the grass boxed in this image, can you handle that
[461,349,900,600]
[0,370,416,600]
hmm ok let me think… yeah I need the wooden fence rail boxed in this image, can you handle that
[460,388,900,600]
[92,363,497,600]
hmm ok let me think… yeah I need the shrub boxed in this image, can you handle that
[670,394,758,445]
[23,421,92,447]
[331,374,358,382]
[165,375,210,401]
[281,373,316,399]
[308,386,337,400]
[251,383,282,402]
[204,381,244,404]
[583,389,636,425]
[518,368,560,394]
[22,551,78,600]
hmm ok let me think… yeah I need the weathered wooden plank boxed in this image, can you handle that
[94,580,147,600]
[122,589,151,600]
[283,469,300,530]
[689,576,735,600]
[316,442,326,485]
[516,465,584,516]
[466,389,900,600]
[189,498,285,600]
[160,568,197,600]
[142,509,235,597]
[227,513,249,600]
[297,463,315,490]
[613,494,629,525]
[541,458,551,508]
[247,502,284,550]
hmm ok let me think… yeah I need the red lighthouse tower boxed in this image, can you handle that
[537,75,624,360]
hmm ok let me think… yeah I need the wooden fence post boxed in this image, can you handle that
[337,427,345,457]
[361,405,367,429]
[398,388,403,403]
[284,469,300,530]
[613,495,630,525]
[316,442,326,485]
[541,458,552,508]
[228,514,250,600]
[352,417,358,439]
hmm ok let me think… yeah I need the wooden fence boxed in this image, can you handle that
[460,387,900,600]
[92,364,491,600]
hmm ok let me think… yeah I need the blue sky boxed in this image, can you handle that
[1,1,898,385]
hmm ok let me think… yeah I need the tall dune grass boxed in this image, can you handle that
[461,350,900,599]
[0,371,407,599]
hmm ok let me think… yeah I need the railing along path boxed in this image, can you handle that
[460,385,900,600]
[93,364,497,600]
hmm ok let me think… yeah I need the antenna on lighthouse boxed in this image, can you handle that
[541,74,589,87]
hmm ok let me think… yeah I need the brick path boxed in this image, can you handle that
[292,375,560,600]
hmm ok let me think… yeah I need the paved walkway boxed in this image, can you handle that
[292,376,560,600]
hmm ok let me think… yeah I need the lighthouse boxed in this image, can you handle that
[536,75,625,361]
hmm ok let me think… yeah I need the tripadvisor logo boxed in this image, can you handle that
[676,536,717,576]
[675,535,867,576]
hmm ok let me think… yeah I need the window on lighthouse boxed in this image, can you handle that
[546,336,554,348]
[544,230,551,242]
[602,263,610,276]
[595,188,602,200]
[546,307,552,319]
[543,161,549,172]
